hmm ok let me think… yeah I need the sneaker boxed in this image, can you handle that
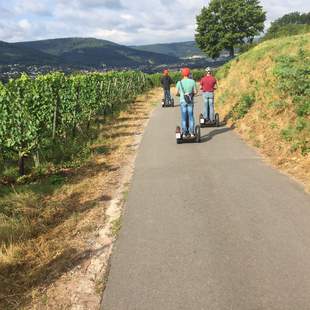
[190,133,195,138]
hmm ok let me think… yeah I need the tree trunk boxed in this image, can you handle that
[229,47,235,57]
[72,125,76,138]
[18,155,25,176]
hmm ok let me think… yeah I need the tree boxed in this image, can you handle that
[195,0,266,58]
[271,12,310,26]
[263,11,310,40]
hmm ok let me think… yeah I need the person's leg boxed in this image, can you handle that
[207,97,210,120]
[188,103,195,134]
[203,93,208,119]
[207,92,215,121]
[164,89,168,103]
[180,102,187,134]
[167,89,171,103]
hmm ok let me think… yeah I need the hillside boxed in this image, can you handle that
[3,38,180,67]
[215,33,310,189]
[131,41,205,58]
[0,41,58,65]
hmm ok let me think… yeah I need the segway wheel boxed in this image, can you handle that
[195,125,201,143]
[215,113,220,127]
[171,98,174,107]
[176,126,182,144]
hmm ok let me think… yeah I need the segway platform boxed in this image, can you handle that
[175,125,201,144]
[199,113,220,128]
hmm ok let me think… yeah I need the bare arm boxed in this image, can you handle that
[175,82,180,96]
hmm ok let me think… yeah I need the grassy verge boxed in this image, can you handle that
[215,33,310,190]
[0,88,160,309]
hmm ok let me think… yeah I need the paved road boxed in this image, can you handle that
[102,94,310,310]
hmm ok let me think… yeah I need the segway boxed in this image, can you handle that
[176,113,201,144]
[199,112,220,127]
[162,97,174,108]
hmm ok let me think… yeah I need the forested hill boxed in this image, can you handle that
[131,41,205,58]
[1,37,180,67]
[0,40,59,65]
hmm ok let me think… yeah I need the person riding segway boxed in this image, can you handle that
[161,69,174,107]
[175,67,201,144]
[199,67,220,127]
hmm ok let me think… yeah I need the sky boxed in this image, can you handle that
[0,0,309,45]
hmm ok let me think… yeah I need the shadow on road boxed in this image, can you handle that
[200,125,235,143]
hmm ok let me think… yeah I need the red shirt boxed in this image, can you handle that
[200,75,217,92]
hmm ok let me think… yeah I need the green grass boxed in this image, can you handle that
[231,93,256,120]
[111,217,122,238]
[216,62,231,80]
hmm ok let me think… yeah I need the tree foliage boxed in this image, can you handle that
[195,0,266,58]
[263,12,310,41]
[271,12,310,27]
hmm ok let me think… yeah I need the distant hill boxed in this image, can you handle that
[0,37,232,73]
[0,37,180,68]
[131,41,205,58]
[0,40,58,65]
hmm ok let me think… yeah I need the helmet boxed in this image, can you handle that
[163,69,169,75]
[181,67,190,77]
[205,67,211,73]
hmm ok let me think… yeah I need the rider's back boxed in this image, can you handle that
[177,78,196,99]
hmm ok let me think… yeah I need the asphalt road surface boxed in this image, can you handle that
[102,94,310,310]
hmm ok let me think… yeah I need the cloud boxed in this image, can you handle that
[0,6,13,18]
[78,0,124,9]
[18,19,32,31]
[55,0,124,10]
[13,0,52,16]
[0,0,309,44]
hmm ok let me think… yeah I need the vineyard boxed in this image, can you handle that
[0,69,204,181]
[0,68,202,308]
[0,71,153,178]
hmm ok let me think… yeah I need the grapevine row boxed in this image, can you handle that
[0,71,151,175]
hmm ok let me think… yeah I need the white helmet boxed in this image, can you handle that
[205,67,211,73]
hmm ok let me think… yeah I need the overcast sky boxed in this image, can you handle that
[0,0,309,45]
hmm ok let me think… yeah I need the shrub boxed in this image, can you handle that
[274,48,310,117]
[232,93,256,120]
